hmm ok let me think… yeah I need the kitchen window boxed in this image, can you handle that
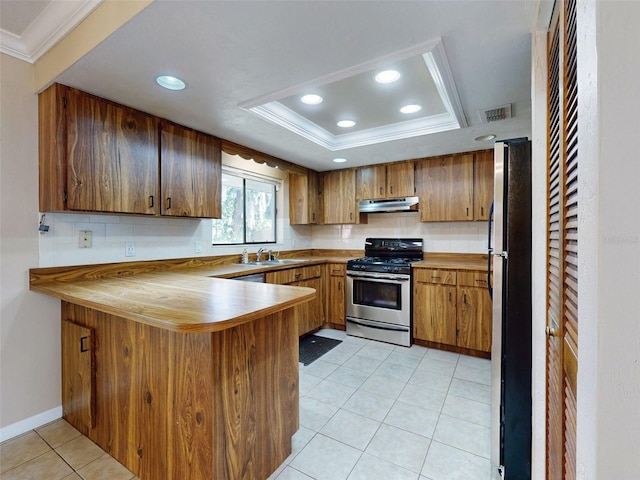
[212,169,277,245]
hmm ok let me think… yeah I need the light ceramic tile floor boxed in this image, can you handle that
[0,329,492,480]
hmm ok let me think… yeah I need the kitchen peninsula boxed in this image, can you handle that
[29,263,316,480]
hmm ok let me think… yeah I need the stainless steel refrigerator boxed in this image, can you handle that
[488,138,532,479]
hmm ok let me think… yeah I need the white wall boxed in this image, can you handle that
[0,54,62,440]
[311,214,488,253]
[578,1,640,478]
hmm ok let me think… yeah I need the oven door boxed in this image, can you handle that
[345,270,410,326]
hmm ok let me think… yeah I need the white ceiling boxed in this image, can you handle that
[1,0,542,172]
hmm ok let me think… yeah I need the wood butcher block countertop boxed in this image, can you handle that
[29,250,487,333]
[30,269,316,333]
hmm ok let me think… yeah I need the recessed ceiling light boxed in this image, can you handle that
[301,94,323,105]
[474,134,497,141]
[375,70,401,84]
[400,104,422,114]
[156,75,186,90]
[333,157,347,163]
[337,120,356,128]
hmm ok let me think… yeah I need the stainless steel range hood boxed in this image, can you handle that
[358,196,419,213]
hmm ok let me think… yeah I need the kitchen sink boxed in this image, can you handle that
[234,259,307,266]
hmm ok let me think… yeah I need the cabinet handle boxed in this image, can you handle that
[349,212,353,220]
[466,207,469,217]
[475,279,487,284]
[80,336,89,353]
[390,185,393,194]
[481,206,484,216]
[338,282,341,290]
[449,292,452,302]
[312,213,315,221]
[463,294,467,304]
[149,195,154,208]
[332,269,341,274]
[167,197,172,209]
[295,273,302,280]
[379,187,383,195]
[431,276,441,280]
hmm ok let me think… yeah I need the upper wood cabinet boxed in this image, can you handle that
[322,169,360,224]
[415,150,492,222]
[160,123,221,218]
[289,171,322,225]
[356,161,414,200]
[39,84,221,218]
[473,150,494,221]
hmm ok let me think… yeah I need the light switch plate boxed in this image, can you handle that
[125,241,136,257]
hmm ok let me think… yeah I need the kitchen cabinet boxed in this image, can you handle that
[326,263,346,327]
[413,269,457,345]
[266,265,325,335]
[289,170,322,225]
[160,123,222,218]
[356,161,415,200]
[61,319,95,431]
[456,271,492,351]
[39,83,159,214]
[415,150,493,222]
[413,268,492,353]
[415,153,474,221]
[38,83,222,218]
[322,169,362,224]
[473,149,494,221]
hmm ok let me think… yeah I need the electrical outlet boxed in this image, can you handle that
[195,240,203,253]
[125,241,136,257]
[78,230,92,248]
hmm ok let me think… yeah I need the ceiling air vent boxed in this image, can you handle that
[478,104,512,123]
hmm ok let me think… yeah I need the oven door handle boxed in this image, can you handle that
[346,273,410,283]
[346,318,409,332]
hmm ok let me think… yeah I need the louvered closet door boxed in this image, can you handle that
[546,0,579,478]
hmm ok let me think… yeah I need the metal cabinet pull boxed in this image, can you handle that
[167,197,172,209]
[149,195,154,208]
[338,282,341,290]
[379,187,383,195]
[390,186,394,194]
[80,336,89,353]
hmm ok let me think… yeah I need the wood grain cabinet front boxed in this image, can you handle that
[321,169,363,225]
[39,84,222,218]
[289,170,323,225]
[326,263,346,327]
[413,268,492,354]
[267,266,325,335]
[356,161,415,200]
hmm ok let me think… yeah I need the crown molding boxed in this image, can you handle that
[0,0,102,63]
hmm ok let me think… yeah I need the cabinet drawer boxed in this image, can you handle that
[327,264,346,276]
[458,271,490,288]
[413,269,456,285]
[267,265,322,284]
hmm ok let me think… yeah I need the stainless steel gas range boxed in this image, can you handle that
[346,238,423,347]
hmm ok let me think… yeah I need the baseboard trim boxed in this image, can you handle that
[0,406,62,442]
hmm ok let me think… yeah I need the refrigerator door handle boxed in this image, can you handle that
[487,201,494,299]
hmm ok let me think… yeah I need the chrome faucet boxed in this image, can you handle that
[256,248,264,262]
[267,249,273,261]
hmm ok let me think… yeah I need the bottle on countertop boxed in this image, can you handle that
[241,248,248,264]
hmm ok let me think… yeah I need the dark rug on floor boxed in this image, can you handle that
[299,335,342,366]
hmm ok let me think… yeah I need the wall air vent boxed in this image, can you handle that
[478,104,512,123]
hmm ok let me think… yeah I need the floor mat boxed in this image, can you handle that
[299,335,342,366]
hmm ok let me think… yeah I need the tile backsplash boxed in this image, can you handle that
[38,211,487,267]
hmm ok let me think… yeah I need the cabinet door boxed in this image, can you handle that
[386,161,415,197]
[457,286,492,351]
[297,276,325,335]
[322,169,357,224]
[308,171,322,224]
[473,150,494,220]
[62,319,95,431]
[356,165,386,200]
[457,271,492,352]
[289,173,310,224]
[416,154,474,221]
[413,281,457,345]
[160,123,221,218]
[327,264,346,326]
[66,88,158,214]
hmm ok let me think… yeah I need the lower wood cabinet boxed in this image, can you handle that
[413,268,491,353]
[326,263,346,327]
[61,319,95,431]
[266,265,325,336]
